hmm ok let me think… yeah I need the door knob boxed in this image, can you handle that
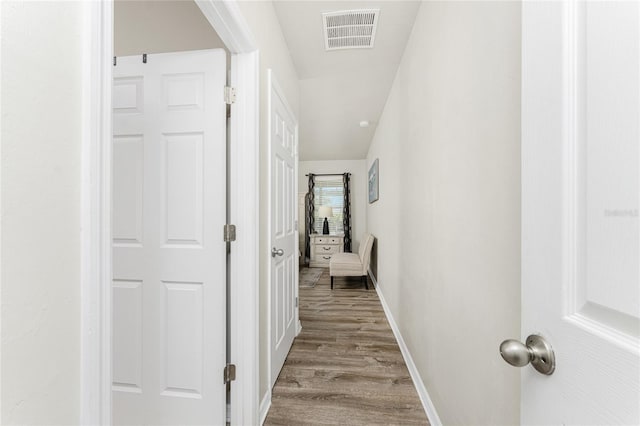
[499,334,555,375]
[271,247,284,258]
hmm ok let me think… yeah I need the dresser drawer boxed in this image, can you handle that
[316,253,334,262]
[314,244,340,255]
[314,236,342,245]
[309,235,344,268]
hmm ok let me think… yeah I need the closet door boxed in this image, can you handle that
[112,49,227,425]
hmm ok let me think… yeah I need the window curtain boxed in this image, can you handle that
[343,173,352,252]
[305,174,315,264]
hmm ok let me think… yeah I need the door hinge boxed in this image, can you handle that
[224,363,236,384]
[224,224,236,242]
[296,296,298,308]
[224,86,236,105]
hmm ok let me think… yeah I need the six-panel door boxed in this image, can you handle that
[112,50,227,425]
[521,2,639,424]
[270,71,299,388]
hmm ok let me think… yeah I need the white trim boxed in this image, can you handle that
[193,3,260,423]
[259,389,272,426]
[374,277,443,426]
[267,69,300,390]
[82,1,259,424]
[367,267,377,288]
[294,93,301,340]
[0,2,3,420]
[81,1,113,424]
[266,69,273,393]
[195,0,256,53]
[227,49,260,426]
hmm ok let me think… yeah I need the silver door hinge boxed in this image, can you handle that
[296,296,298,308]
[223,363,236,384]
[224,224,236,242]
[224,86,236,104]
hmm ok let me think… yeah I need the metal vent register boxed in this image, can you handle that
[322,9,380,50]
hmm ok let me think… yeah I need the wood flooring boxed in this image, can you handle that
[264,268,430,425]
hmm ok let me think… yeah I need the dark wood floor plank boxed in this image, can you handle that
[264,268,430,425]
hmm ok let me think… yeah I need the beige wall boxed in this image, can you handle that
[1,2,83,423]
[235,1,300,404]
[298,160,367,252]
[366,2,521,424]
[114,0,226,56]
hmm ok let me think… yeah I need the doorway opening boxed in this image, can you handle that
[81,1,259,424]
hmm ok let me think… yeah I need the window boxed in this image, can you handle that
[313,176,344,235]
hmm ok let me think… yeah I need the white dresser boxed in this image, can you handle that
[309,234,344,268]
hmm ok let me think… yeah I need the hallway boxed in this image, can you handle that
[265,269,429,425]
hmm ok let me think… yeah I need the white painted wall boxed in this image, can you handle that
[114,0,226,56]
[235,1,300,405]
[298,160,367,252]
[1,2,83,423]
[366,2,521,424]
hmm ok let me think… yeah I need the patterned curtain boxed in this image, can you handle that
[305,174,316,264]
[343,173,352,252]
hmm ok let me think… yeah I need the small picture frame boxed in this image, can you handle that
[368,158,379,203]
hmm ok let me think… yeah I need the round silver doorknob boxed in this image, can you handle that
[500,339,531,367]
[271,247,284,257]
[499,334,555,375]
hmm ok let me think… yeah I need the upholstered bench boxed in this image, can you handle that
[329,233,374,290]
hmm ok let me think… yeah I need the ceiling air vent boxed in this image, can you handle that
[322,9,380,51]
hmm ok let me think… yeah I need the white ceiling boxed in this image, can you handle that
[273,1,421,161]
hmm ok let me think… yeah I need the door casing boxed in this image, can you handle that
[80,1,260,424]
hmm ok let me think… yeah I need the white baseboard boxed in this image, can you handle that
[368,268,377,287]
[259,389,271,425]
[373,274,442,426]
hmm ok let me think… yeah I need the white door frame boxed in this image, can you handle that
[80,1,259,424]
[266,69,300,395]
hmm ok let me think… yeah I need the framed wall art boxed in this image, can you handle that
[368,158,379,203]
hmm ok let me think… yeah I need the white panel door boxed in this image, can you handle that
[112,50,227,425]
[521,1,639,424]
[269,71,299,387]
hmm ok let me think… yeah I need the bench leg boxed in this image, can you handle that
[362,275,368,290]
[331,276,334,289]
